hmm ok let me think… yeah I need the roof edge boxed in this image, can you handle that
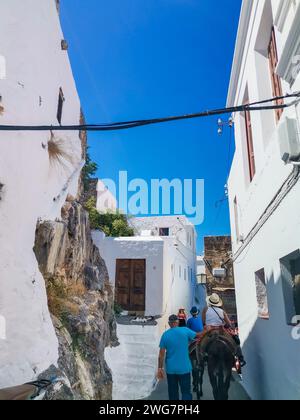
[226,0,254,107]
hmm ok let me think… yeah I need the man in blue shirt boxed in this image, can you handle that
[187,307,204,333]
[157,314,201,400]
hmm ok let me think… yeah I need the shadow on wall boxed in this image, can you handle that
[241,272,300,400]
[194,284,207,313]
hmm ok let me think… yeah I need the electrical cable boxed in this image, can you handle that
[0,92,299,132]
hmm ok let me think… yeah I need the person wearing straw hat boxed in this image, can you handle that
[202,293,232,329]
[202,293,246,367]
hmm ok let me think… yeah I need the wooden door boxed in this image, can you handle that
[115,259,146,312]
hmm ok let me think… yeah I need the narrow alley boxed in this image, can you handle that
[147,372,250,401]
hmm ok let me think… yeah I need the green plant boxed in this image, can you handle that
[84,197,102,230]
[114,302,124,315]
[72,331,86,356]
[84,197,134,237]
[82,148,98,192]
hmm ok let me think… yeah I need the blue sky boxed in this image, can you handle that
[60,0,242,253]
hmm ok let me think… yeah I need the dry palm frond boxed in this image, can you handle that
[48,133,74,167]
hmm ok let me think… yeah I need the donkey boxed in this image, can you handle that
[190,331,236,400]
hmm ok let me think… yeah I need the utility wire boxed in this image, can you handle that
[0,92,299,132]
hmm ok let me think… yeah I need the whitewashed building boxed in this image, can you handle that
[93,216,197,318]
[227,0,300,400]
[93,215,197,400]
[0,0,83,388]
[195,256,207,311]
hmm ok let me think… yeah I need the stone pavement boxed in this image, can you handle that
[146,371,250,400]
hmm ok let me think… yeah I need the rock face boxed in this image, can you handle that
[34,199,118,400]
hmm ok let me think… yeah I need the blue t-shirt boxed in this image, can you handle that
[159,327,196,375]
[187,316,204,333]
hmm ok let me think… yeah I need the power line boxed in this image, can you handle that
[0,92,299,132]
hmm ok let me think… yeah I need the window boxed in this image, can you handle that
[268,27,283,122]
[184,268,187,281]
[255,269,269,319]
[159,227,169,237]
[179,265,182,278]
[244,93,256,181]
[280,250,300,325]
[57,88,65,125]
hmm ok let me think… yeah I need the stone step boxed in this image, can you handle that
[114,362,156,377]
[122,343,158,352]
[126,361,156,369]
[120,391,153,401]
[114,383,155,399]
[120,340,158,347]
[126,353,157,361]
[120,331,157,337]
[119,332,158,340]
[116,371,155,382]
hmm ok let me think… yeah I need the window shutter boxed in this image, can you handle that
[268,28,283,122]
[245,109,256,181]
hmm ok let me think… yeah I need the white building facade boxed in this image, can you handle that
[0,0,83,388]
[194,256,207,311]
[93,215,197,400]
[93,216,197,319]
[228,0,300,400]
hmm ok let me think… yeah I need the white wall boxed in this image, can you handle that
[0,0,82,387]
[92,226,197,319]
[233,182,300,400]
[130,216,197,316]
[130,216,196,251]
[162,237,196,317]
[96,179,117,213]
[228,0,300,400]
[194,256,207,311]
[228,0,300,249]
[92,233,165,316]
[105,324,160,400]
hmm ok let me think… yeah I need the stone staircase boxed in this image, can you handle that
[105,324,160,400]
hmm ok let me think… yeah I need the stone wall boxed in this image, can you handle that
[204,236,234,287]
[34,198,118,400]
[204,236,236,317]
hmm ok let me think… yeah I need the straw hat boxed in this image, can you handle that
[206,293,223,308]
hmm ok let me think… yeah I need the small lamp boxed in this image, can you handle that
[196,273,207,285]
